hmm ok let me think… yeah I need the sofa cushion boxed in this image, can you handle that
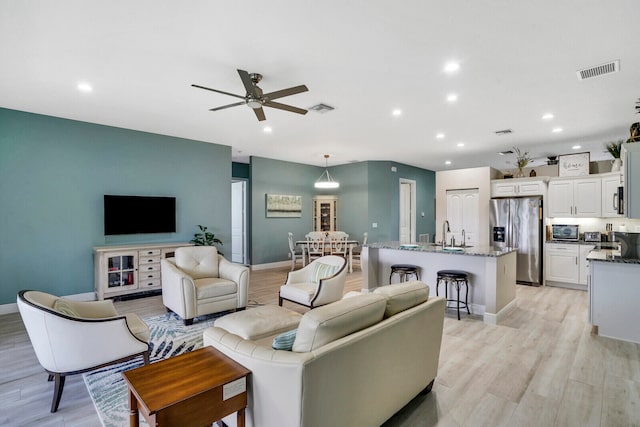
[214,305,302,341]
[311,262,339,283]
[292,293,386,352]
[175,246,219,279]
[52,298,80,317]
[373,281,430,318]
[194,277,237,299]
[272,329,297,350]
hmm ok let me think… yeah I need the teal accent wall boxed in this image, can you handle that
[249,158,436,265]
[0,108,231,305]
[250,156,321,264]
[232,162,250,179]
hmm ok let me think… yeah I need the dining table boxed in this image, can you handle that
[295,238,359,273]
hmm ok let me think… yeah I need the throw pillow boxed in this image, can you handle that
[311,262,339,284]
[272,329,297,351]
[53,298,80,317]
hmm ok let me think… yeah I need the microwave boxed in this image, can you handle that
[552,224,579,241]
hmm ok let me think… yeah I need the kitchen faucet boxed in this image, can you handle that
[442,220,450,248]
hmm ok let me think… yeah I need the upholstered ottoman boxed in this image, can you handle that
[205,305,302,343]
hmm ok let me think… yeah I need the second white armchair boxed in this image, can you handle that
[279,255,347,309]
[161,246,250,325]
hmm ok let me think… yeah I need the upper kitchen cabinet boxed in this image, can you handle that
[622,142,640,218]
[601,172,623,218]
[548,176,601,217]
[490,177,547,198]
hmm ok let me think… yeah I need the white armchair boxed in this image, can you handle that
[278,255,347,309]
[161,246,250,325]
[17,290,149,413]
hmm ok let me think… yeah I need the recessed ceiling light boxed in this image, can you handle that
[392,109,402,116]
[436,133,445,139]
[444,62,460,73]
[77,82,92,93]
[572,145,582,150]
[457,142,465,147]
[446,94,458,102]
[542,113,554,120]
[445,160,452,165]
[552,127,563,133]
[263,126,272,133]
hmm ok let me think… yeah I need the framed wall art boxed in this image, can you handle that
[266,194,302,217]
[558,152,590,177]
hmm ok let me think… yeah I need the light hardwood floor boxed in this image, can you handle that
[1,266,639,427]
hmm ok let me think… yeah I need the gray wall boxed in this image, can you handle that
[0,108,231,305]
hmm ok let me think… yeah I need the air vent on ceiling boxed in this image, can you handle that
[494,129,513,135]
[309,103,335,113]
[576,60,619,80]
[498,150,514,156]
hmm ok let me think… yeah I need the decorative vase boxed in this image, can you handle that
[611,158,622,172]
[516,168,525,178]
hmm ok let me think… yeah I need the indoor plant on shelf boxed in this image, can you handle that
[606,139,623,171]
[190,225,224,255]
[513,147,532,178]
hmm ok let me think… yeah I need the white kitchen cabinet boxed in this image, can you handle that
[548,177,601,217]
[579,244,595,285]
[491,178,546,197]
[446,189,478,246]
[546,243,579,284]
[601,173,623,218]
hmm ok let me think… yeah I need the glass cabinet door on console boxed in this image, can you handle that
[106,251,138,291]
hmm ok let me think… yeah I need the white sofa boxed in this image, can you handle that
[203,281,446,427]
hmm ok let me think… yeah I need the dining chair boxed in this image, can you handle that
[352,232,368,269]
[330,233,349,257]
[288,232,305,270]
[306,233,326,264]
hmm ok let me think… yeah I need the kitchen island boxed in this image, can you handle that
[362,242,517,324]
[588,249,640,344]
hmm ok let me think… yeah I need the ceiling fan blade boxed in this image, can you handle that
[209,101,246,111]
[263,101,308,115]
[263,85,309,101]
[191,84,245,100]
[237,69,260,98]
[253,107,266,121]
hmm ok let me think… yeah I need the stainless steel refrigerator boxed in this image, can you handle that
[490,197,543,285]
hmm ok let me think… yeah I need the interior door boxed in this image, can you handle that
[399,179,416,243]
[446,188,478,246]
[231,180,247,264]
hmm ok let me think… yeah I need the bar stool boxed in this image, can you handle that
[389,264,420,283]
[436,270,470,320]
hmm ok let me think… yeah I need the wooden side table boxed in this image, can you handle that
[122,346,250,427]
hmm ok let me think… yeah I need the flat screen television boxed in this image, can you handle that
[104,195,176,235]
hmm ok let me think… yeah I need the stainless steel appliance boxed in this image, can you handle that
[551,224,579,241]
[617,186,624,215]
[584,231,601,242]
[611,232,640,259]
[490,197,543,285]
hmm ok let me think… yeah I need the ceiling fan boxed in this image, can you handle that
[192,69,309,122]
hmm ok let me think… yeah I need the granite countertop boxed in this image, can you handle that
[365,241,517,257]
[546,240,620,249]
[587,249,640,264]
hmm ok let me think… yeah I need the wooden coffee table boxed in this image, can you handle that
[122,346,250,427]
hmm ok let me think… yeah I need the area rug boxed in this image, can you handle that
[83,312,223,427]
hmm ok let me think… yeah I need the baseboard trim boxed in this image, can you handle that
[0,291,96,315]
[483,298,517,325]
[251,261,292,271]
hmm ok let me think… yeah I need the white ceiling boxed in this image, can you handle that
[1,1,637,171]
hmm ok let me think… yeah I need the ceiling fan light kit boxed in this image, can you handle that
[192,69,308,121]
[315,154,340,189]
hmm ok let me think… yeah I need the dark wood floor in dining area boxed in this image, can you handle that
[1,265,639,426]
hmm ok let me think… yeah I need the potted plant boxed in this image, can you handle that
[190,225,224,255]
[606,139,623,171]
[513,147,532,178]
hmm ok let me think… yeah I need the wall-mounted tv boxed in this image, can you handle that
[104,195,176,235]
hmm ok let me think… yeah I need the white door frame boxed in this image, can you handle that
[231,179,248,264]
[399,178,417,243]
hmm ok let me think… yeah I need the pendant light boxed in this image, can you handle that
[314,154,340,189]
